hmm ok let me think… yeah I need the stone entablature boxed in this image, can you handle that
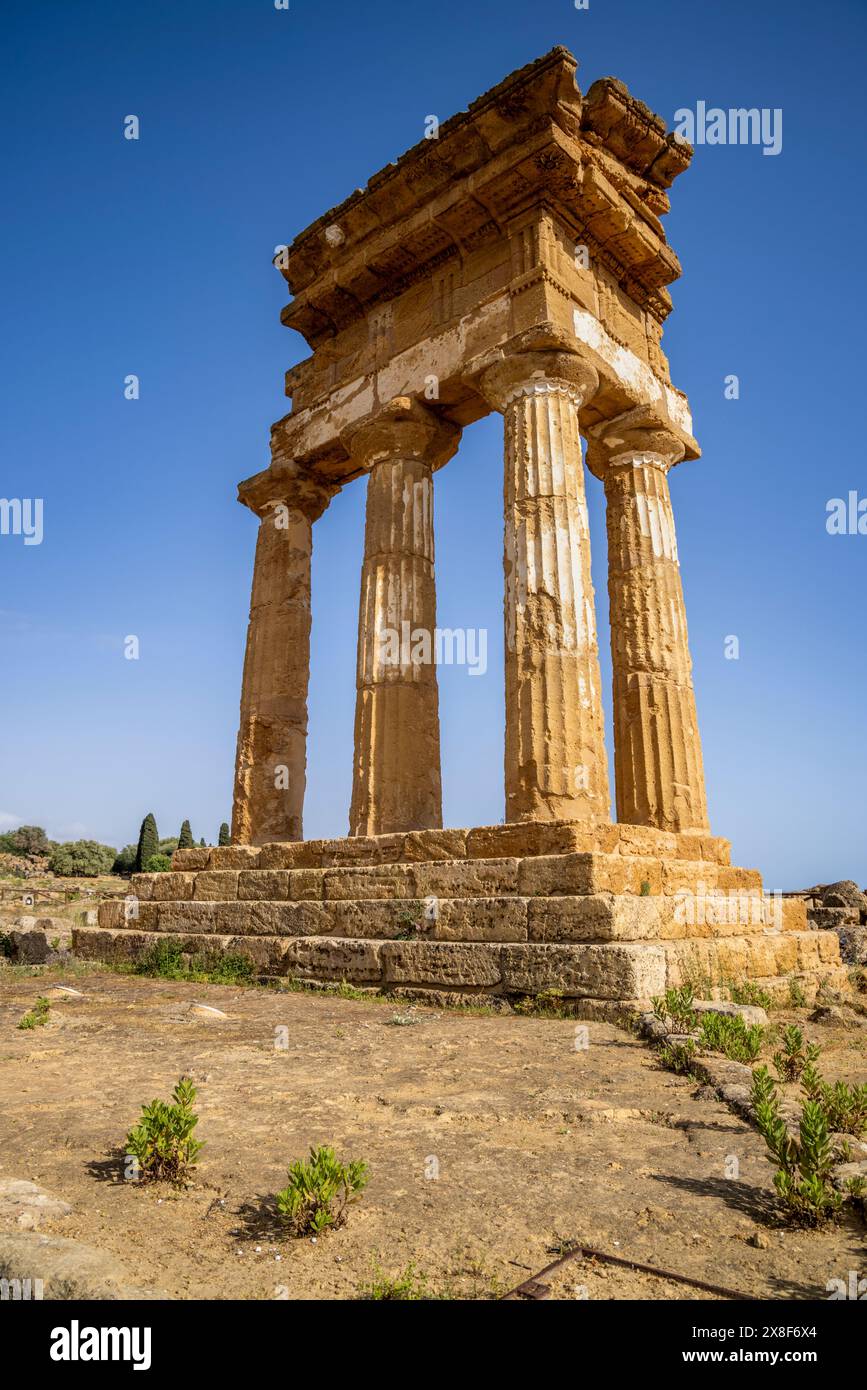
[271,47,697,483]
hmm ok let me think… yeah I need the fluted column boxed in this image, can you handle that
[480,349,610,823]
[232,467,338,846]
[348,397,460,837]
[587,409,709,833]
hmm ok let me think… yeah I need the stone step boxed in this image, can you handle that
[72,926,841,1004]
[132,853,761,906]
[172,820,731,873]
[101,891,804,941]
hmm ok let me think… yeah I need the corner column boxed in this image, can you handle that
[231,468,338,846]
[587,410,709,832]
[480,349,610,823]
[347,397,460,837]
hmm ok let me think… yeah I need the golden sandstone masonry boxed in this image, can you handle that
[80,47,842,1008]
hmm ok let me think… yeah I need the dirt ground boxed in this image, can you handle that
[0,963,864,1301]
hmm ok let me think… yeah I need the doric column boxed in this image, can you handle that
[587,409,709,833]
[479,349,610,824]
[231,466,338,846]
[347,397,460,837]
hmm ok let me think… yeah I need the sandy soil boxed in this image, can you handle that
[0,964,864,1300]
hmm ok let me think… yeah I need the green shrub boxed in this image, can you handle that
[658,1039,698,1075]
[132,939,255,985]
[18,996,51,1030]
[751,1066,842,1226]
[218,822,231,847]
[727,979,773,1010]
[802,1071,867,1137]
[773,1025,820,1082]
[144,854,172,873]
[699,1011,764,1063]
[275,1145,369,1236]
[651,985,697,1033]
[125,1076,203,1185]
[48,840,117,876]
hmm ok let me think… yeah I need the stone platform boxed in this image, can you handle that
[75,822,846,1014]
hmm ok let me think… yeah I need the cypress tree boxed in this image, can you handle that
[218,822,230,847]
[178,820,194,850]
[135,813,159,873]
[199,838,206,848]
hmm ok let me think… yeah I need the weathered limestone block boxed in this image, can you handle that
[151,872,195,902]
[660,930,841,988]
[322,864,415,901]
[347,398,460,837]
[517,852,662,896]
[433,897,529,942]
[527,894,664,942]
[288,869,327,901]
[232,469,338,846]
[328,832,408,865]
[320,900,422,939]
[210,900,328,937]
[587,410,708,832]
[172,848,211,871]
[258,842,324,870]
[466,820,614,861]
[194,871,239,902]
[381,940,503,988]
[411,857,520,899]
[151,903,216,934]
[209,846,262,870]
[282,937,384,982]
[480,347,610,824]
[500,942,667,999]
[237,870,291,901]
[402,829,468,861]
[97,899,126,930]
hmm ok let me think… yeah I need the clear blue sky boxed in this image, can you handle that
[2,0,865,887]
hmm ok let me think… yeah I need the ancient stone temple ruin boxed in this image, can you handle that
[81,48,843,1010]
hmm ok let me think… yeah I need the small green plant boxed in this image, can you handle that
[803,1077,867,1138]
[651,985,697,1034]
[751,1066,842,1226]
[658,1039,698,1075]
[514,986,569,1017]
[727,979,772,1010]
[359,1261,432,1300]
[788,978,808,1008]
[275,1145,369,1236]
[699,1011,764,1062]
[18,996,51,1030]
[639,880,651,897]
[125,1076,203,1185]
[773,1025,820,1082]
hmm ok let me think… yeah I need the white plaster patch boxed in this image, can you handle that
[572,308,693,436]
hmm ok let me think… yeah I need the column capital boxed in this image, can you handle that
[478,347,598,414]
[345,396,460,474]
[238,464,340,522]
[585,407,685,480]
